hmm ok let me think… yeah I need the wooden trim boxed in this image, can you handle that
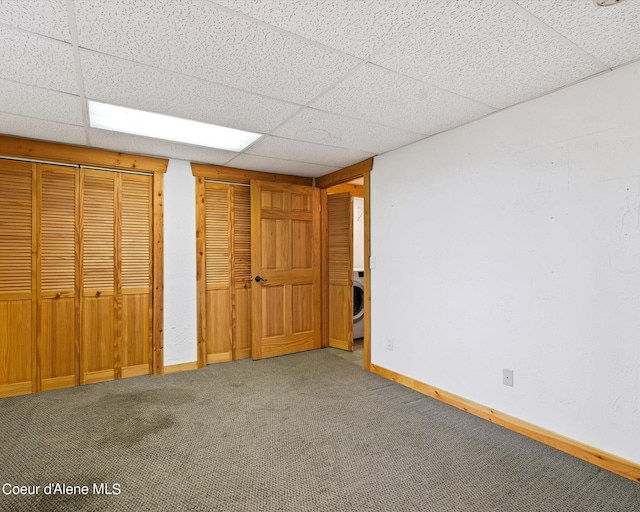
[320,189,329,348]
[152,171,165,375]
[114,174,122,380]
[0,382,33,399]
[195,176,207,369]
[370,364,640,484]
[363,171,371,371]
[207,352,233,364]
[0,135,168,173]
[30,163,38,394]
[121,364,150,379]
[326,183,364,197]
[74,167,81,387]
[164,361,198,374]
[316,158,373,189]
[191,162,312,186]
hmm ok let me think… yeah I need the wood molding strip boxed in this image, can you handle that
[316,158,373,189]
[0,135,168,173]
[191,162,312,186]
[370,364,640,484]
[164,361,198,374]
[195,176,207,369]
[363,170,371,371]
[152,171,165,375]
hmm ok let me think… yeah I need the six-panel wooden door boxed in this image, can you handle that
[250,180,321,360]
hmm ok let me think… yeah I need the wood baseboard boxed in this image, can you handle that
[164,361,198,374]
[370,363,640,484]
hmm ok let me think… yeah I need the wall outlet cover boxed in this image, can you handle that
[503,368,514,387]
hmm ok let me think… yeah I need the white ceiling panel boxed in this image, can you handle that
[80,51,300,134]
[246,136,373,168]
[0,0,70,42]
[0,26,77,94]
[0,78,83,125]
[515,0,640,69]
[210,0,441,59]
[370,0,607,109]
[313,64,496,136]
[0,112,86,146]
[74,0,359,105]
[89,128,237,166]
[226,153,338,177]
[273,108,425,154]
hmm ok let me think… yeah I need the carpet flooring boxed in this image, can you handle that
[0,349,638,511]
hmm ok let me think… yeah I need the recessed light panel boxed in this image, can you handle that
[88,100,262,152]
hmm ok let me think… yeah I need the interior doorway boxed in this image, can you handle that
[319,161,372,370]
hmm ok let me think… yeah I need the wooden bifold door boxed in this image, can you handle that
[0,158,154,397]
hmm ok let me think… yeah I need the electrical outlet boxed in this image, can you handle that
[503,368,514,387]
[387,338,393,351]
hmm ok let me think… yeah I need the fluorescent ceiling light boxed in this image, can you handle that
[88,100,262,152]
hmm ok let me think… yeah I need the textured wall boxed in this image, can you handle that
[371,61,640,464]
[163,159,197,366]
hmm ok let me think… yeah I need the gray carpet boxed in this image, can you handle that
[0,349,638,511]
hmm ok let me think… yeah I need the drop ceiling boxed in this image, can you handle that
[0,0,639,177]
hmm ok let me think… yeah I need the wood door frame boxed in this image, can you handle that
[191,163,312,368]
[317,158,373,370]
[0,135,168,376]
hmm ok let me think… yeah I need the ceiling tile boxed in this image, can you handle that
[273,108,425,154]
[0,112,86,146]
[0,0,70,42]
[210,0,441,59]
[313,64,495,136]
[89,128,237,166]
[81,51,300,134]
[370,0,606,109]
[0,26,77,94]
[246,136,373,168]
[74,0,359,105]
[226,153,338,177]
[515,0,640,69]
[0,78,83,126]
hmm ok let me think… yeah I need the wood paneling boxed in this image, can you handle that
[39,298,76,391]
[251,180,321,360]
[153,170,164,375]
[0,160,35,397]
[121,293,151,376]
[206,288,232,363]
[327,193,353,351]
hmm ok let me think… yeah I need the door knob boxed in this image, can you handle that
[254,276,268,283]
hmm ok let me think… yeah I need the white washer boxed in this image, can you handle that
[353,270,365,340]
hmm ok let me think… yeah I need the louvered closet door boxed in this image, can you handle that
[232,185,252,360]
[0,159,35,397]
[38,164,78,391]
[205,183,233,363]
[81,170,116,384]
[204,182,252,363]
[120,174,152,378]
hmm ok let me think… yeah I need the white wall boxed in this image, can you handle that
[163,159,197,365]
[371,61,640,464]
[353,196,365,270]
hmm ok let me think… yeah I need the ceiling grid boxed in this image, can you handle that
[0,0,638,177]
